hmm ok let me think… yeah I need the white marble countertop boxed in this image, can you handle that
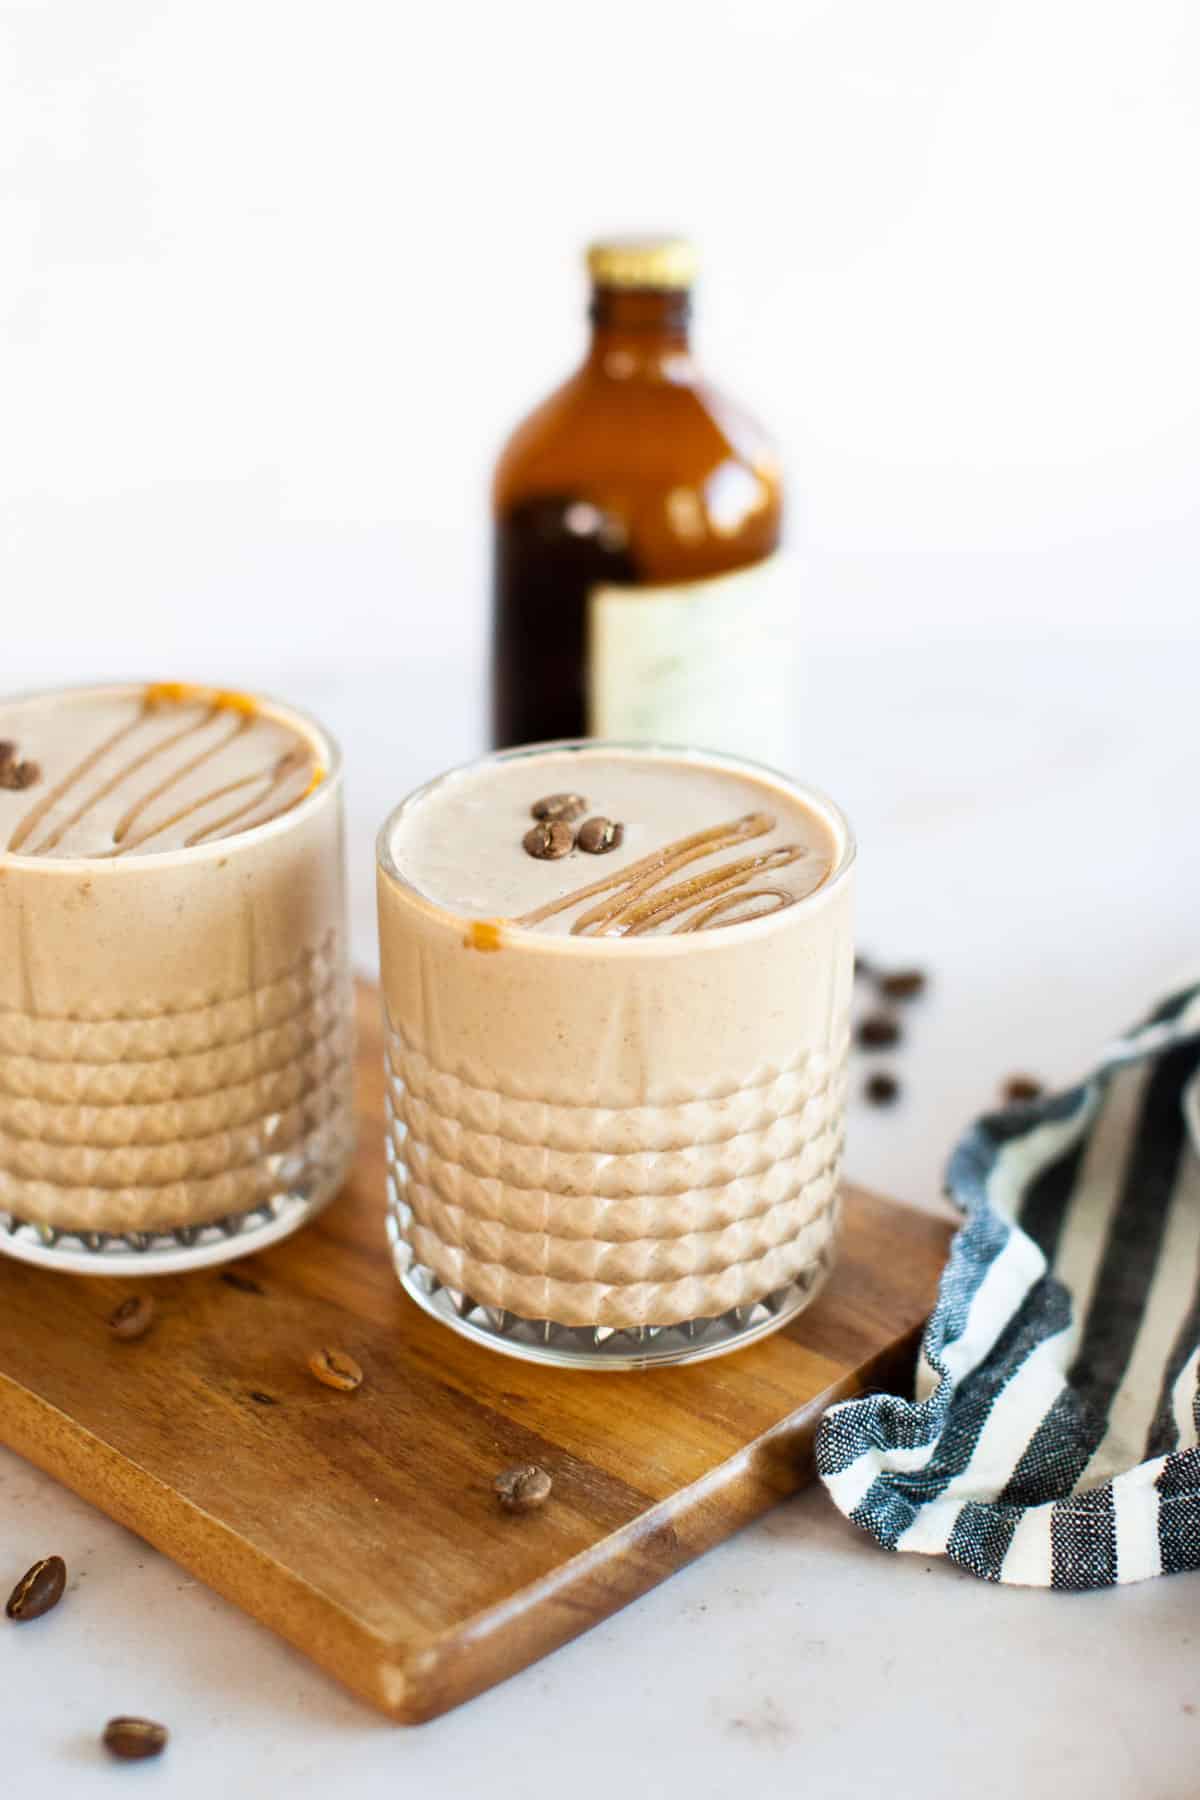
[4,640,1198,1798]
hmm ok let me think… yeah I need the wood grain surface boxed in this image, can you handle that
[0,981,953,1722]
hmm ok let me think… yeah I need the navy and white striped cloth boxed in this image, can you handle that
[816,983,1200,1588]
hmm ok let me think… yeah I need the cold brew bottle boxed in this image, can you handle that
[491,238,792,766]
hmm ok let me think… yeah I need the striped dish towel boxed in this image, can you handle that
[816,983,1200,1588]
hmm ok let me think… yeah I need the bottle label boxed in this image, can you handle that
[586,552,797,771]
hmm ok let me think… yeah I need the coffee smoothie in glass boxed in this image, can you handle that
[377,742,854,1369]
[0,682,355,1273]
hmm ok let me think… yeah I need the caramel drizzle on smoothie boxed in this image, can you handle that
[6,684,323,858]
[515,812,824,938]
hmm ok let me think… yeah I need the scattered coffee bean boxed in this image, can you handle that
[308,1346,363,1392]
[6,1554,67,1622]
[858,1013,901,1050]
[12,761,40,789]
[531,792,587,823]
[577,816,624,855]
[102,1717,168,1762]
[865,1072,900,1107]
[854,954,874,981]
[494,1464,552,1513]
[108,1294,156,1341]
[879,968,927,1002]
[248,1390,278,1406]
[523,820,574,860]
[0,740,14,770]
[220,1269,264,1294]
[1003,1074,1045,1104]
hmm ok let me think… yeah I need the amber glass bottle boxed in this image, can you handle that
[491,238,792,766]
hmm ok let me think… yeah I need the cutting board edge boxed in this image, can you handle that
[395,1315,928,1722]
[0,1369,410,1718]
[0,1314,925,1723]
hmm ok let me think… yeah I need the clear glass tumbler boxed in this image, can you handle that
[377,742,854,1370]
[0,683,355,1274]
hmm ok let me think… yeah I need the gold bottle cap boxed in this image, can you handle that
[585,236,698,291]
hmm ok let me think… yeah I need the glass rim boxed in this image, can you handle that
[376,738,856,956]
[0,680,343,873]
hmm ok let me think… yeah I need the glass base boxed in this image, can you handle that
[387,1207,835,1371]
[0,1142,354,1277]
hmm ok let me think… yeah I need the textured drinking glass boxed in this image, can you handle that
[377,743,855,1369]
[0,684,355,1273]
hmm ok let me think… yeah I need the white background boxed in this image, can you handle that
[3,0,1198,694]
[3,5,1199,1796]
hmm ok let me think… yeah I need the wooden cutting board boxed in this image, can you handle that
[0,980,952,1723]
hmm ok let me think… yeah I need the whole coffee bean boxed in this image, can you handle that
[577,816,624,855]
[108,1294,156,1341]
[494,1463,552,1513]
[853,954,874,981]
[531,792,587,823]
[879,968,928,1002]
[102,1717,168,1761]
[865,1072,900,1107]
[0,756,40,790]
[0,740,14,770]
[308,1346,363,1392]
[858,1013,901,1050]
[523,820,574,860]
[1003,1074,1044,1104]
[6,1554,67,1622]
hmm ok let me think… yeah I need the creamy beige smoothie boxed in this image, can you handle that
[0,683,354,1268]
[377,743,854,1365]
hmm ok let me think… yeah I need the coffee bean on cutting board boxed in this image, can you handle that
[6,1555,67,1622]
[494,1464,552,1513]
[108,1295,156,1341]
[308,1347,363,1392]
[864,1072,901,1107]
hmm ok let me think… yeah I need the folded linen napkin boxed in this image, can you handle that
[816,983,1200,1588]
